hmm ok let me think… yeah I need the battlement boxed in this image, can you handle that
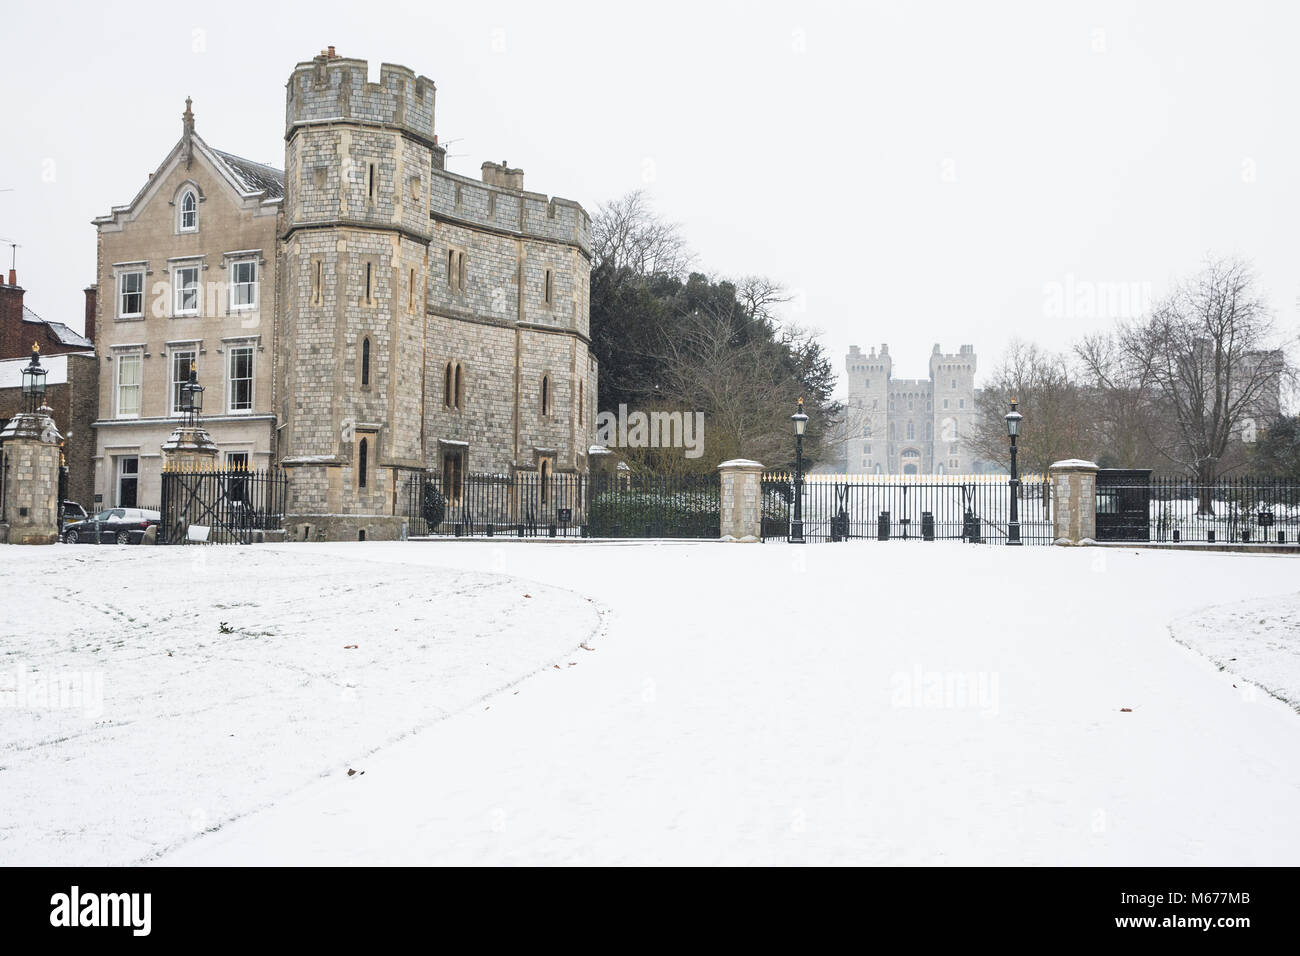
[430,165,592,254]
[286,51,436,144]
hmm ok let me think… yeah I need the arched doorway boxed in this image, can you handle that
[900,447,921,475]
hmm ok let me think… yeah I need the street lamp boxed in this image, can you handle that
[1005,397,1023,546]
[21,343,47,413]
[790,396,809,544]
[179,362,204,427]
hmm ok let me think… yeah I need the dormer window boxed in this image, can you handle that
[179,189,198,232]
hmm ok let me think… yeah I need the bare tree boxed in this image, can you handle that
[651,300,821,469]
[592,190,694,278]
[734,275,791,325]
[970,340,1094,507]
[1117,258,1288,497]
[1074,332,1166,468]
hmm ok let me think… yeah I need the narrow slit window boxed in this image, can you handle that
[368,164,377,201]
[361,337,371,387]
[444,362,453,408]
[358,437,368,488]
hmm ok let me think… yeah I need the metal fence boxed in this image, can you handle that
[760,472,1054,545]
[160,466,289,544]
[1098,475,1300,544]
[399,470,722,539]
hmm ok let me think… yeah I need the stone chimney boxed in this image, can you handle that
[83,285,98,346]
[481,160,524,192]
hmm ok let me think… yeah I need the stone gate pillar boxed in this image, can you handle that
[718,459,764,543]
[1050,459,1099,546]
[0,404,64,545]
[160,424,219,472]
[161,424,219,541]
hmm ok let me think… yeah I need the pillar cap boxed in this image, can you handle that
[1049,459,1099,472]
[717,459,765,472]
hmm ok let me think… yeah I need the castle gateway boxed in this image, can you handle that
[91,50,597,539]
[841,343,981,475]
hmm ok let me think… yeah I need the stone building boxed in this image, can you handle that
[0,272,98,506]
[88,49,595,537]
[90,99,281,509]
[840,343,981,474]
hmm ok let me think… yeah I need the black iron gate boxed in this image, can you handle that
[160,466,288,544]
[400,470,721,539]
[761,472,1053,545]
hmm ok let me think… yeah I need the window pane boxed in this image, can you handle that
[171,350,194,414]
[118,355,141,416]
[229,347,253,411]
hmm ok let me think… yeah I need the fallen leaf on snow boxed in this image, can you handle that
[1120,707,1133,713]
[344,644,358,649]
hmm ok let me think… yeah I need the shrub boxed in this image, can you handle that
[423,483,447,528]
[589,490,719,538]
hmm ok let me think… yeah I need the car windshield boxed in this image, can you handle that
[93,511,113,522]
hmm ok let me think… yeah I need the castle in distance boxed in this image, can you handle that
[839,343,987,475]
[91,49,596,539]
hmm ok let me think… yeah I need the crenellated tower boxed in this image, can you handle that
[278,50,436,538]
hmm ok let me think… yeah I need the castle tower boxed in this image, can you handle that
[844,344,891,473]
[279,51,436,540]
[929,344,977,473]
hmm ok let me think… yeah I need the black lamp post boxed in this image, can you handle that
[1005,397,1023,546]
[790,396,808,544]
[179,362,205,428]
[21,343,47,413]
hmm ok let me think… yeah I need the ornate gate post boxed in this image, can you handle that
[718,459,764,542]
[0,404,63,545]
[1049,459,1099,546]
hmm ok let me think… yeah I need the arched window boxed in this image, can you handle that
[540,375,550,418]
[444,362,453,408]
[179,189,198,231]
[361,337,371,387]
[540,459,551,503]
[454,363,463,409]
[358,437,368,489]
[578,380,584,425]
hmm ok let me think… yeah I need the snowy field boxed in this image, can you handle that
[0,545,602,865]
[3,539,1300,866]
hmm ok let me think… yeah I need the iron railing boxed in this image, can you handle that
[160,466,288,544]
[399,470,722,539]
[760,472,1054,545]
[1098,476,1300,544]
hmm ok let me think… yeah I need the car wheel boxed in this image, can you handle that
[115,531,131,545]
[64,530,78,544]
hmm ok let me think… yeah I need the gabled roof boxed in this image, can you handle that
[22,305,94,350]
[212,149,284,199]
[93,121,283,228]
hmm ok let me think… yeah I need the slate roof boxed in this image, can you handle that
[212,149,285,200]
[23,305,94,349]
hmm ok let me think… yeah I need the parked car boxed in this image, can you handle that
[61,508,161,545]
[59,500,88,531]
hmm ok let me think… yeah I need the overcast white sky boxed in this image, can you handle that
[4,0,1297,394]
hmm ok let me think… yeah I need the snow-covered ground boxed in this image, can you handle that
[3,539,1300,865]
[0,545,601,865]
